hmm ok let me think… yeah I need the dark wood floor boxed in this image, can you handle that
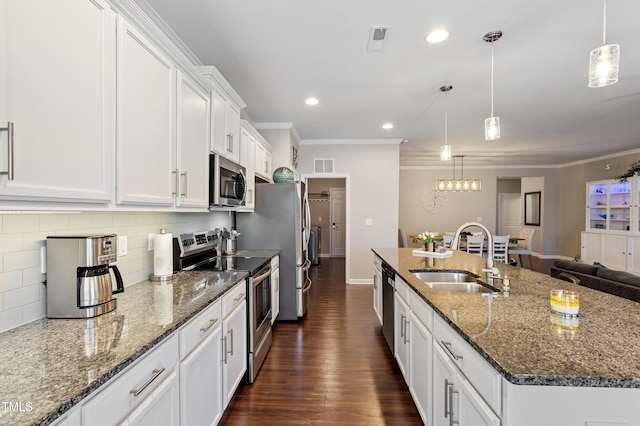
[219,258,423,425]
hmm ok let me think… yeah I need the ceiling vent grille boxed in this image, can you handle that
[314,158,334,174]
[367,26,390,52]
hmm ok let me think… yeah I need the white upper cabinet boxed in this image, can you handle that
[176,71,210,209]
[116,18,176,206]
[255,139,273,181]
[201,67,245,165]
[0,0,115,203]
[239,123,256,211]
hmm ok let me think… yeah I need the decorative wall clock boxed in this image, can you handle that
[422,188,448,213]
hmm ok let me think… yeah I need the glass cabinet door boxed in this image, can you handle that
[587,182,608,231]
[609,181,630,232]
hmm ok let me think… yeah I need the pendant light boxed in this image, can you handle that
[483,31,502,141]
[589,0,620,88]
[435,155,482,192]
[440,85,453,161]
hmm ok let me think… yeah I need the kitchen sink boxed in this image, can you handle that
[410,270,497,293]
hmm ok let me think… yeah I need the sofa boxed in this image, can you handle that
[550,260,640,302]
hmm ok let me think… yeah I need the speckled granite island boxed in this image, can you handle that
[0,269,248,426]
[373,248,640,426]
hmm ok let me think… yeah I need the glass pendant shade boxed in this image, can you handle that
[589,44,620,88]
[440,144,452,161]
[485,116,500,140]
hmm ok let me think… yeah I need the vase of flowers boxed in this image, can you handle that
[416,231,435,252]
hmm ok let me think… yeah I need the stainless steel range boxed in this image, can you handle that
[173,230,272,383]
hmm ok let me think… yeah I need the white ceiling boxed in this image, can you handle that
[138,0,640,166]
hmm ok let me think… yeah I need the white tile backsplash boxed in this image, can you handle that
[0,210,232,332]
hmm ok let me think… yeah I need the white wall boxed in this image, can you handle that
[298,142,399,283]
[0,211,232,332]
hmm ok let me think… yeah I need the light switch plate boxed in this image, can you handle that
[118,236,128,257]
[365,218,373,226]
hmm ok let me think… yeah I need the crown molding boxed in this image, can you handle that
[300,139,404,146]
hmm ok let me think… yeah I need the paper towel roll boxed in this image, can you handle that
[153,232,173,277]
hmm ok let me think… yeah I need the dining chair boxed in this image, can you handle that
[509,228,537,269]
[443,235,454,248]
[492,235,510,263]
[466,235,484,257]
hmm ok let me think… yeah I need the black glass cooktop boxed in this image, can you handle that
[194,256,270,275]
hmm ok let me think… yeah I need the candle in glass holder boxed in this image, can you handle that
[550,289,579,316]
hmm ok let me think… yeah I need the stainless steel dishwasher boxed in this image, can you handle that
[381,262,395,352]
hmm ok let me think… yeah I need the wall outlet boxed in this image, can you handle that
[118,236,128,257]
[148,233,156,251]
[365,218,373,226]
[476,217,483,222]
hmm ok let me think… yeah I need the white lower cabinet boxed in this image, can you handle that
[433,343,500,426]
[222,281,248,406]
[394,288,410,379]
[581,231,640,272]
[179,299,224,426]
[408,309,432,424]
[373,256,383,325]
[82,335,180,425]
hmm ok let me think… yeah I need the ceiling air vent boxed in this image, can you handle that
[367,26,390,52]
[314,158,334,174]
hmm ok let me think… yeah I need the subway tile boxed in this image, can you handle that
[23,266,45,287]
[39,214,70,231]
[91,214,114,228]
[112,214,131,227]
[22,298,46,323]
[4,249,41,272]
[0,233,23,254]
[68,214,94,230]
[0,270,22,292]
[0,307,23,333]
[2,215,39,233]
[4,285,40,310]
[23,231,48,251]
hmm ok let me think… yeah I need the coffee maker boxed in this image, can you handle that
[46,235,124,319]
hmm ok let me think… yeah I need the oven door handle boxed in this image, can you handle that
[252,268,272,286]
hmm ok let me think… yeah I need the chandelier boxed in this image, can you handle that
[436,155,482,192]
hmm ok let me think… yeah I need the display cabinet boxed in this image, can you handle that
[586,180,632,233]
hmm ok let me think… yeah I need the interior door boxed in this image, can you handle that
[498,193,521,236]
[330,188,346,257]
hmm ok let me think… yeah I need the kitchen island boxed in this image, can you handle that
[373,247,640,425]
[0,269,248,426]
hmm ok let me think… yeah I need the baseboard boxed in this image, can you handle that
[348,279,373,285]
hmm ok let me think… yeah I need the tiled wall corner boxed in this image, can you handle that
[0,211,231,332]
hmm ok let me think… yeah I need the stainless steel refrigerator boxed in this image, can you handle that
[237,181,312,320]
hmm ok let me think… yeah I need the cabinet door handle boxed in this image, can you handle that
[200,317,219,333]
[444,378,453,419]
[400,314,406,338]
[227,329,234,356]
[448,381,459,426]
[180,171,188,197]
[404,317,410,344]
[441,341,463,360]
[222,334,228,364]
[234,292,245,302]
[227,133,233,153]
[0,122,14,180]
[172,169,178,196]
[130,367,166,397]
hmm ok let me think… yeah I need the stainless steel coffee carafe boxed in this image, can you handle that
[46,235,124,319]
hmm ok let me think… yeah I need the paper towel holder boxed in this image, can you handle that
[150,228,177,282]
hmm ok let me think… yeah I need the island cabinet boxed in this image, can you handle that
[0,0,114,203]
[394,277,410,378]
[432,315,501,426]
[373,255,383,325]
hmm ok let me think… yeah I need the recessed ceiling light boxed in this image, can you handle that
[426,29,449,44]
[305,97,319,106]
[382,123,394,129]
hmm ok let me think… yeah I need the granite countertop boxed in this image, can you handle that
[372,248,640,388]
[0,269,249,426]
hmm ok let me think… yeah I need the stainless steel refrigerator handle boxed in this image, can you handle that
[302,259,312,271]
[0,122,14,180]
[302,277,312,293]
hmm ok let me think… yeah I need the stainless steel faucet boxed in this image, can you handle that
[452,222,499,277]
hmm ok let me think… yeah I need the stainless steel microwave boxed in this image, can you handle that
[209,154,247,208]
